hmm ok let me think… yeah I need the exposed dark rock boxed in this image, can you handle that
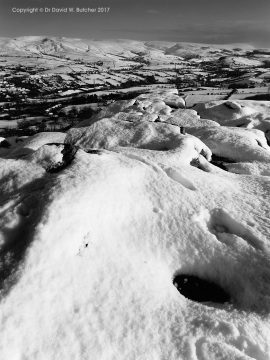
[0,139,11,148]
[46,143,79,173]
[210,154,237,171]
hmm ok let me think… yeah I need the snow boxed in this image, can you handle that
[19,132,65,150]
[164,109,220,128]
[0,90,270,359]
[0,119,19,129]
[78,89,185,127]
[188,126,270,162]
[221,56,263,67]
[59,89,82,96]
[194,100,270,131]
[26,143,65,169]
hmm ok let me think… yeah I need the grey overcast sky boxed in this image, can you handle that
[0,0,269,46]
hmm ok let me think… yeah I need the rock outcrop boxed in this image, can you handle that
[0,90,270,360]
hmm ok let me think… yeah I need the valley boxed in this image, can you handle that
[0,37,269,136]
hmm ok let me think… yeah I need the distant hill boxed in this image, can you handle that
[0,36,257,63]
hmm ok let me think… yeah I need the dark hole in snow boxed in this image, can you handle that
[87,149,103,155]
[255,140,263,148]
[236,123,248,128]
[156,147,170,151]
[140,146,170,151]
[211,154,236,164]
[180,126,186,135]
[210,154,237,171]
[173,274,230,304]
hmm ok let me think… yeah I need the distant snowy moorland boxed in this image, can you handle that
[0,88,270,359]
[1,36,270,134]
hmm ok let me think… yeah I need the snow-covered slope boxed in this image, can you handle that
[0,36,257,62]
[164,42,254,59]
[0,90,270,359]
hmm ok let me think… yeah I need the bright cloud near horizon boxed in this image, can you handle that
[0,0,269,47]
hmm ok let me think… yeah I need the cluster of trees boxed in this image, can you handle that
[263,60,270,68]
[17,118,48,131]
[70,94,99,105]
[16,103,96,133]
[181,54,201,61]
[121,75,156,88]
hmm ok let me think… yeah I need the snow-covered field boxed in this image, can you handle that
[0,89,270,359]
[0,119,19,128]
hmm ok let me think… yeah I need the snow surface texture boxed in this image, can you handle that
[1,90,270,360]
[194,100,270,131]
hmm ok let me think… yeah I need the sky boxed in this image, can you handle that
[0,0,269,47]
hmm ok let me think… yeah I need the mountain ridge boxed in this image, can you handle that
[0,36,256,60]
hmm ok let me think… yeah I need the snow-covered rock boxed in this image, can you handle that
[189,126,270,162]
[1,90,270,360]
[194,100,270,130]
[225,161,270,176]
[164,109,220,128]
[163,93,186,108]
[7,132,66,158]
[79,90,185,128]
[67,118,209,155]
[26,143,65,169]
